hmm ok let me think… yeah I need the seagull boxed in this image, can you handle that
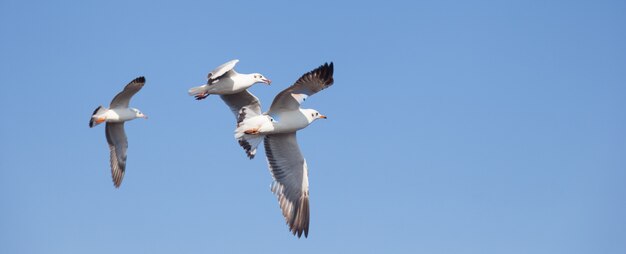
[89,77,147,188]
[188,60,271,110]
[233,62,334,237]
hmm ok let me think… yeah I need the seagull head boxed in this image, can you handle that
[131,108,148,119]
[252,73,271,85]
[304,109,327,122]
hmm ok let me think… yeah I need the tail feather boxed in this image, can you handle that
[188,85,209,100]
[89,106,106,128]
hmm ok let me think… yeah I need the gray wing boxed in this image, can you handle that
[222,90,263,159]
[208,59,239,80]
[105,123,128,188]
[264,133,310,238]
[268,62,334,114]
[110,76,145,108]
[220,90,262,121]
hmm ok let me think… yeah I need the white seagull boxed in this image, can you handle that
[89,77,147,188]
[188,59,271,113]
[233,62,334,237]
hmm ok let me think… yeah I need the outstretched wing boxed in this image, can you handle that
[264,132,310,238]
[105,122,128,188]
[110,76,145,108]
[219,90,262,120]
[268,62,334,113]
[208,59,239,81]
[222,90,264,159]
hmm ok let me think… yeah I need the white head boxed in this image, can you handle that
[131,108,148,119]
[251,73,271,85]
[303,109,327,123]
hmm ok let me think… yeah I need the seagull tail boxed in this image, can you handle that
[89,105,107,128]
[188,85,210,100]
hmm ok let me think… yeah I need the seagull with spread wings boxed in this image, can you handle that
[232,62,334,237]
[89,77,148,188]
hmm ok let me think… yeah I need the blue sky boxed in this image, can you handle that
[1,0,625,253]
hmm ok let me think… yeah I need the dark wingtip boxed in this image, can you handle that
[91,105,102,116]
[237,139,256,159]
[314,62,334,86]
[112,173,123,188]
[89,105,103,128]
[133,76,146,84]
[328,62,334,81]
[325,62,334,86]
[289,196,310,238]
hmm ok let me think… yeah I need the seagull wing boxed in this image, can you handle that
[222,90,264,159]
[264,132,310,238]
[268,62,334,113]
[208,59,239,81]
[219,90,262,120]
[105,122,128,188]
[110,76,145,108]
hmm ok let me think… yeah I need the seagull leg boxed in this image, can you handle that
[244,128,260,135]
[195,92,209,100]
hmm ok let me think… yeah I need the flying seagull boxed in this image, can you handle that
[188,59,271,116]
[89,77,147,188]
[233,62,334,238]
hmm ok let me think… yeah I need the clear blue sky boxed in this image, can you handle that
[1,0,625,253]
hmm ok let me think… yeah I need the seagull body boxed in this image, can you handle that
[192,72,260,95]
[235,108,324,137]
[89,77,147,188]
[188,59,271,101]
[231,62,334,238]
[91,108,143,123]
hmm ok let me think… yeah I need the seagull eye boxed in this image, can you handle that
[316,113,319,116]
